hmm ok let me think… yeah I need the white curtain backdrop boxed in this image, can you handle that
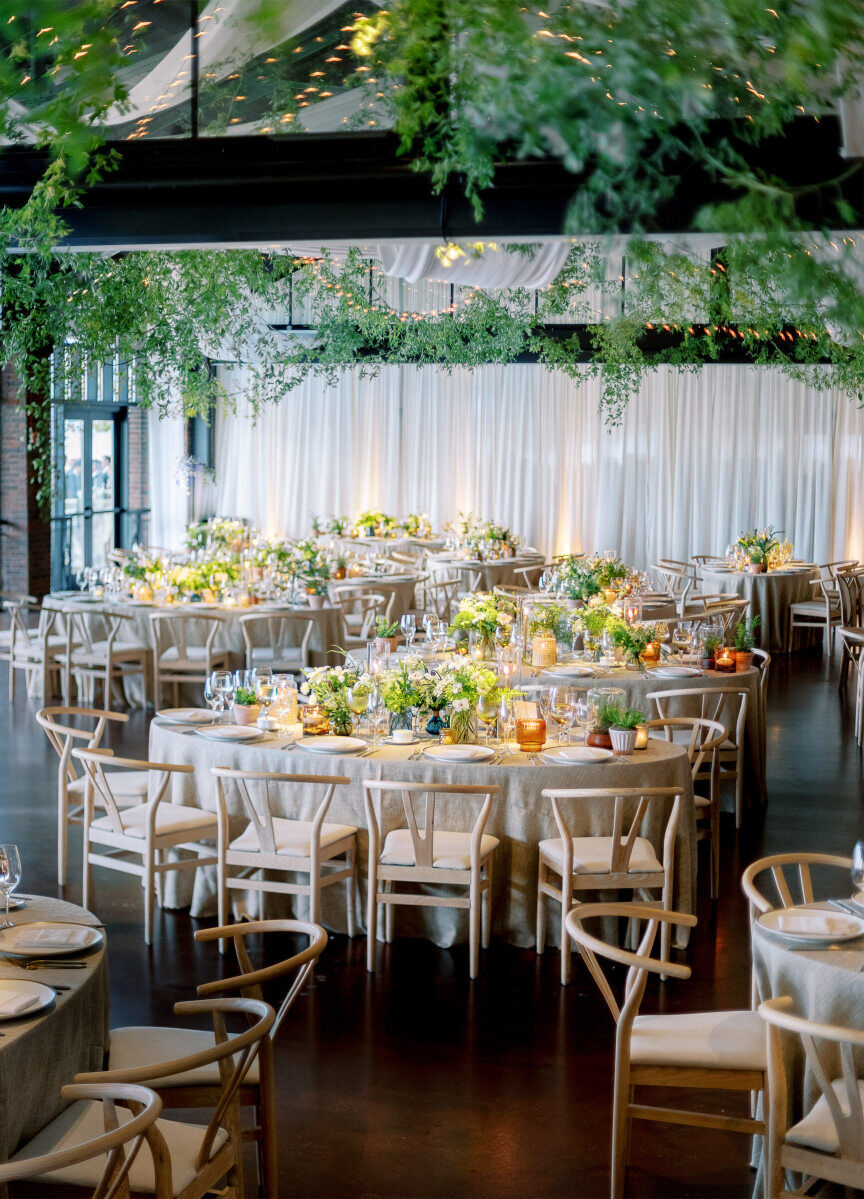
[148,363,864,566]
[147,412,188,550]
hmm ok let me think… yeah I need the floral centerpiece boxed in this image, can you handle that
[449,592,517,656]
[377,656,430,732]
[570,602,616,656]
[609,619,656,672]
[400,512,433,538]
[736,527,780,573]
[301,662,373,737]
[557,554,631,602]
[418,659,500,743]
[185,517,249,554]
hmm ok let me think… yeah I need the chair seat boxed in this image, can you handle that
[694,793,710,809]
[64,640,149,664]
[539,835,662,875]
[790,601,840,617]
[380,828,499,870]
[107,1024,260,1087]
[8,1098,228,1195]
[719,739,739,752]
[13,635,65,659]
[631,1008,766,1070]
[69,770,150,804]
[91,802,217,839]
[229,815,356,857]
[786,1078,864,1154]
[248,647,303,666]
[158,645,229,671]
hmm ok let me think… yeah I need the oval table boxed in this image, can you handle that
[751,905,864,1185]
[0,894,109,1167]
[700,566,818,653]
[150,720,696,951]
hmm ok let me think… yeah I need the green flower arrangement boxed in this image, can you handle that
[737,527,780,566]
[610,620,655,670]
[301,662,373,733]
[233,687,259,707]
[449,591,517,650]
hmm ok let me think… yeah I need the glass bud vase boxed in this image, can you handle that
[425,709,449,737]
[331,716,354,737]
[448,709,477,744]
[389,710,413,736]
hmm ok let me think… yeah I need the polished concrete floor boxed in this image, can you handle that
[1,644,862,1198]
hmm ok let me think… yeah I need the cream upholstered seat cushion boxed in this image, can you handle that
[790,600,840,616]
[229,816,356,857]
[8,1098,228,1194]
[91,802,217,839]
[66,639,148,663]
[380,829,498,870]
[69,770,150,803]
[107,1024,259,1087]
[630,1009,766,1071]
[539,835,662,875]
[158,645,229,671]
[785,1078,864,1154]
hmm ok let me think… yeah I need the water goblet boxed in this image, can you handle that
[476,694,498,746]
[401,614,416,651]
[203,675,221,719]
[497,696,516,752]
[0,844,21,930]
[213,670,234,722]
[422,613,436,643]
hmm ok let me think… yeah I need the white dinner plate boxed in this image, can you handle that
[157,708,220,725]
[0,978,56,1020]
[542,662,596,678]
[125,598,155,607]
[541,746,614,764]
[757,906,864,947]
[649,666,703,678]
[422,745,495,763]
[0,921,103,959]
[194,725,265,743]
[300,736,368,755]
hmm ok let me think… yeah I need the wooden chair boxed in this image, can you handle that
[100,919,327,1198]
[760,996,864,1197]
[789,574,842,653]
[0,1082,164,1196]
[565,902,766,1199]
[239,611,315,673]
[330,588,389,649]
[836,571,864,690]
[0,592,37,665]
[7,602,64,701]
[71,997,275,1198]
[845,628,864,746]
[36,706,149,886]
[536,787,683,984]
[74,747,218,944]
[650,564,693,616]
[149,611,230,709]
[751,646,771,729]
[643,717,726,898]
[364,780,501,979]
[695,597,750,636]
[56,606,152,709]
[648,686,750,828]
[214,767,355,948]
[418,577,461,622]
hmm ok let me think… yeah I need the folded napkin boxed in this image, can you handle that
[774,913,851,936]
[0,990,38,1015]
[13,926,90,949]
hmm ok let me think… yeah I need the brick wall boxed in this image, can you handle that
[1,365,51,599]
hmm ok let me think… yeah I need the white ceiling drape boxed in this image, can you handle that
[148,363,864,566]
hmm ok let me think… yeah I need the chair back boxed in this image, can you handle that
[760,996,864,1165]
[72,748,193,834]
[239,612,315,669]
[696,597,749,634]
[642,717,726,788]
[330,589,388,637]
[61,606,135,655]
[541,787,682,880]
[8,600,54,654]
[37,706,129,793]
[421,577,461,620]
[564,901,694,1032]
[651,564,693,609]
[212,767,349,857]
[0,1082,163,1197]
[647,686,748,749]
[750,646,771,703]
[75,997,275,1178]
[149,610,224,660]
[741,852,854,915]
[363,780,500,872]
[195,918,328,1041]
[835,570,864,627]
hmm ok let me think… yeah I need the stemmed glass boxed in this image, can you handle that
[497,696,516,752]
[476,694,499,746]
[672,625,691,663]
[203,674,221,720]
[852,842,864,896]
[347,686,369,734]
[400,614,416,651]
[256,672,276,722]
[368,688,388,748]
[422,613,436,643]
[573,695,590,741]
[213,670,234,722]
[0,844,21,929]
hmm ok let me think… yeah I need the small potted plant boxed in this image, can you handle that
[585,698,620,749]
[733,615,761,670]
[303,564,330,609]
[331,553,348,581]
[699,632,721,671]
[232,687,261,725]
[374,616,402,654]
[608,704,646,755]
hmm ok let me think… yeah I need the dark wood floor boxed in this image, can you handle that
[2,644,862,1199]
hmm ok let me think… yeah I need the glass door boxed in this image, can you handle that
[54,410,123,590]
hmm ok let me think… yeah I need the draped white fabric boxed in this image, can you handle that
[149,364,864,566]
[146,411,188,551]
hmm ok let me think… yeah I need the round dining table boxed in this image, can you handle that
[427,553,545,592]
[0,894,109,1168]
[751,905,864,1186]
[700,565,819,653]
[150,719,696,950]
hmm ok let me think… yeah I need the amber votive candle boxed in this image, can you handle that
[516,717,546,752]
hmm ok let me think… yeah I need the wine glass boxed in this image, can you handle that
[422,613,436,643]
[539,570,553,595]
[498,696,516,752]
[400,614,416,651]
[0,844,21,929]
[347,686,369,733]
[213,670,234,722]
[553,686,578,745]
[852,842,864,895]
[672,625,691,663]
[203,674,221,719]
[538,687,559,739]
[256,675,276,721]
[476,694,498,746]
[573,695,590,741]
[368,688,388,748]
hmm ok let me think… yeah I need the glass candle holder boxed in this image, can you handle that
[634,723,649,750]
[715,646,736,673]
[301,705,330,735]
[439,727,457,745]
[640,640,661,664]
[531,631,557,669]
[516,717,546,752]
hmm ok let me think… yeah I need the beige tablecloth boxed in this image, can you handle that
[700,567,818,653]
[752,905,864,1184]
[43,595,346,705]
[149,722,695,950]
[427,554,545,592]
[331,574,419,617]
[0,895,109,1164]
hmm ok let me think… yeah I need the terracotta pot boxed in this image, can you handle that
[307,593,326,610]
[232,704,260,725]
[747,562,765,574]
[333,568,347,580]
[375,636,401,654]
[734,650,754,672]
[586,730,613,749]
